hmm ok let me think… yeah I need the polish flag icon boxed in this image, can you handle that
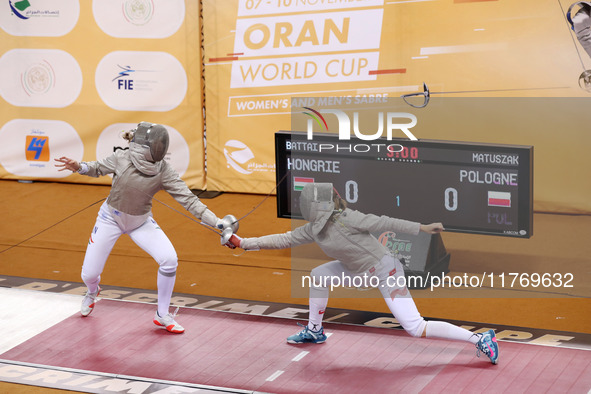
[488,191,511,207]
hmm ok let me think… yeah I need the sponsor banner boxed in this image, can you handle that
[222,139,276,176]
[95,51,188,112]
[93,0,185,38]
[230,52,380,88]
[237,0,384,17]
[203,0,591,213]
[0,1,204,189]
[0,119,83,178]
[0,49,82,108]
[233,9,383,57]
[228,89,398,117]
[0,0,79,37]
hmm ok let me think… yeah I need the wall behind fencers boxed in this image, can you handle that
[0,0,590,214]
[203,0,591,214]
[0,0,206,189]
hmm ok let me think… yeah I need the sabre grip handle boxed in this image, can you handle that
[225,235,242,249]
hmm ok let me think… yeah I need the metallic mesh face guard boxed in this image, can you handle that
[132,122,169,162]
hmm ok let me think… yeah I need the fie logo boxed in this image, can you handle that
[25,135,49,161]
[113,65,135,90]
[303,107,418,141]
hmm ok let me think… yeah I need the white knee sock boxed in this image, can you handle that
[157,271,176,317]
[426,321,480,344]
[308,297,328,331]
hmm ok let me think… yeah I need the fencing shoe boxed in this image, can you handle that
[81,286,101,317]
[153,312,185,334]
[476,329,499,364]
[287,323,327,344]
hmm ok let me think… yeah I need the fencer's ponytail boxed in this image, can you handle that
[122,129,135,142]
[333,194,347,211]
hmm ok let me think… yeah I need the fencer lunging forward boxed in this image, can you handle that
[225,183,499,364]
[55,122,224,334]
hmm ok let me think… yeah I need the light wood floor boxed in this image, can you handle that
[1,179,589,334]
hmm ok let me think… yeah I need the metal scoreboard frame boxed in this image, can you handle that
[275,131,534,238]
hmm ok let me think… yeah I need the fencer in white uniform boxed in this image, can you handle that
[225,183,499,364]
[55,122,223,334]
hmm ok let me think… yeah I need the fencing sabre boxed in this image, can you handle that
[0,197,106,255]
[401,82,570,108]
[136,171,290,248]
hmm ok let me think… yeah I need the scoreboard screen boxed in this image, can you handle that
[275,131,533,238]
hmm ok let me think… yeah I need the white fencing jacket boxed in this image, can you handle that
[241,208,420,274]
[79,149,218,226]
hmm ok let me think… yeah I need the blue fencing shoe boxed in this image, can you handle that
[476,329,499,364]
[287,323,327,344]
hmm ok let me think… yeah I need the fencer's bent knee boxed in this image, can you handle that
[157,255,178,274]
[81,270,98,284]
[310,266,328,289]
[402,317,427,338]
[310,266,326,280]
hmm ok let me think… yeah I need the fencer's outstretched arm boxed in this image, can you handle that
[420,223,445,234]
[227,225,316,251]
[55,153,119,177]
[55,157,80,172]
[341,210,444,236]
[160,164,221,227]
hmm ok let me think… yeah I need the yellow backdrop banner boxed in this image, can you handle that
[0,0,205,189]
[203,0,590,213]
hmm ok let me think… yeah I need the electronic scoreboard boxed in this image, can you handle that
[275,131,533,238]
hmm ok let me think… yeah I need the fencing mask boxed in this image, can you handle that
[568,2,591,58]
[132,122,169,162]
[299,183,335,235]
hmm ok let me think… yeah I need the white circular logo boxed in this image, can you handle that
[93,0,185,39]
[22,61,54,95]
[0,119,83,178]
[0,49,82,108]
[95,51,187,111]
[224,140,254,175]
[0,0,79,37]
[123,0,154,26]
